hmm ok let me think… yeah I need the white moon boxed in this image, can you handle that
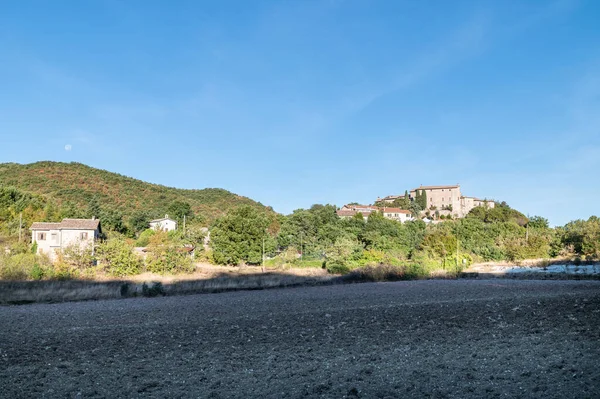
[65,144,72,151]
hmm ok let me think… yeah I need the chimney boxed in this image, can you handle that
[92,216,95,220]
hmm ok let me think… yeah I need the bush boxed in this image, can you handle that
[325,237,363,269]
[144,231,194,274]
[135,228,156,247]
[326,263,352,275]
[96,238,143,277]
[142,282,166,297]
[0,253,52,280]
[343,264,409,282]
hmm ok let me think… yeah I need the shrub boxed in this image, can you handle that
[326,263,352,275]
[135,228,156,247]
[30,263,45,280]
[144,231,194,274]
[96,238,143,277]
[324,237,363,269]
[142,282,166,297]
[0,253,52,280]
[343,264,409,282]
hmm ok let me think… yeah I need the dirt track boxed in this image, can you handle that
[1,280,599,398]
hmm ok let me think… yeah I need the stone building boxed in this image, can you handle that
[409,185,494,218]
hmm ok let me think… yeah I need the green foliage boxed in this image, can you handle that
[129,210,152,235]
[528,216,549,229]
[55,245,95,278]
[210,205,273,265]
[558,216,600,259]
[324,236,363,271]
[167,200,194,225]
[0,161,271,236]
[96,238,143,276]
[135,228,156,247]
[467,201,528,226]
[0,252,52,280]
[144,231,194,274]
[142,282,166,297]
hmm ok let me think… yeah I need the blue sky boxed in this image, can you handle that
[0,0,599,225]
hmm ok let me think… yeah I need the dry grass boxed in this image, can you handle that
[471,257,599,268]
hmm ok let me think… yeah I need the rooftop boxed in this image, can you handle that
[412,185,460,191]
[30,218,101,231]
[150,214,177,223]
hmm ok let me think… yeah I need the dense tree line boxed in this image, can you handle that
[208,204,600,274]
[1,179,598,280]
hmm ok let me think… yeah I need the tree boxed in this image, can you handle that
[167,201,193,225]
[87,196,102,219]
[210,206,270,265]
[420,190,428,210]
[528,216,549,229]
[129,210,151,235]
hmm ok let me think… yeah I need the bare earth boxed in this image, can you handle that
[1,280,599,398]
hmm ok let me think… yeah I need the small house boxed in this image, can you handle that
[30,218,102,260]
[149,215,178,232]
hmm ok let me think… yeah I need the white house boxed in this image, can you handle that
[149,215,178,232]
[30,218,102,261]
[381,207,413,223]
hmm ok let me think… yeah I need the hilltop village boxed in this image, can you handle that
[337,184,494,223]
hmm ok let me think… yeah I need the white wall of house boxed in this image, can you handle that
[383,212,413,223]
[32,228,97,260]
[150,219,177,232]
[61,229,97,250]
[32,229,61,259]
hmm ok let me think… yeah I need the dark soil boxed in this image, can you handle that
[1,280,599,398]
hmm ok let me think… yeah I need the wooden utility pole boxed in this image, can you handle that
[18,213,22,242]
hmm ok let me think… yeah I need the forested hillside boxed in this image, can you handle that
[0,161,270,236]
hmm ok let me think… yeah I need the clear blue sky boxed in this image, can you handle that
[1,0,599,226]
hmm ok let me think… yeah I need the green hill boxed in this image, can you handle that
[0,161,271,235]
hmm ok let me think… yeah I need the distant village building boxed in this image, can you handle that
[30,218,102,261]
[337,205,413,223]
[408,184,494,218]
[381,207,413,223]
[376,195,403,204]
[337,205,379,220]
[149,215,177,232]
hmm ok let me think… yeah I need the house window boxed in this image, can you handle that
[37,232,46,241]
[51,233,58,241]
[80,232,88,240]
